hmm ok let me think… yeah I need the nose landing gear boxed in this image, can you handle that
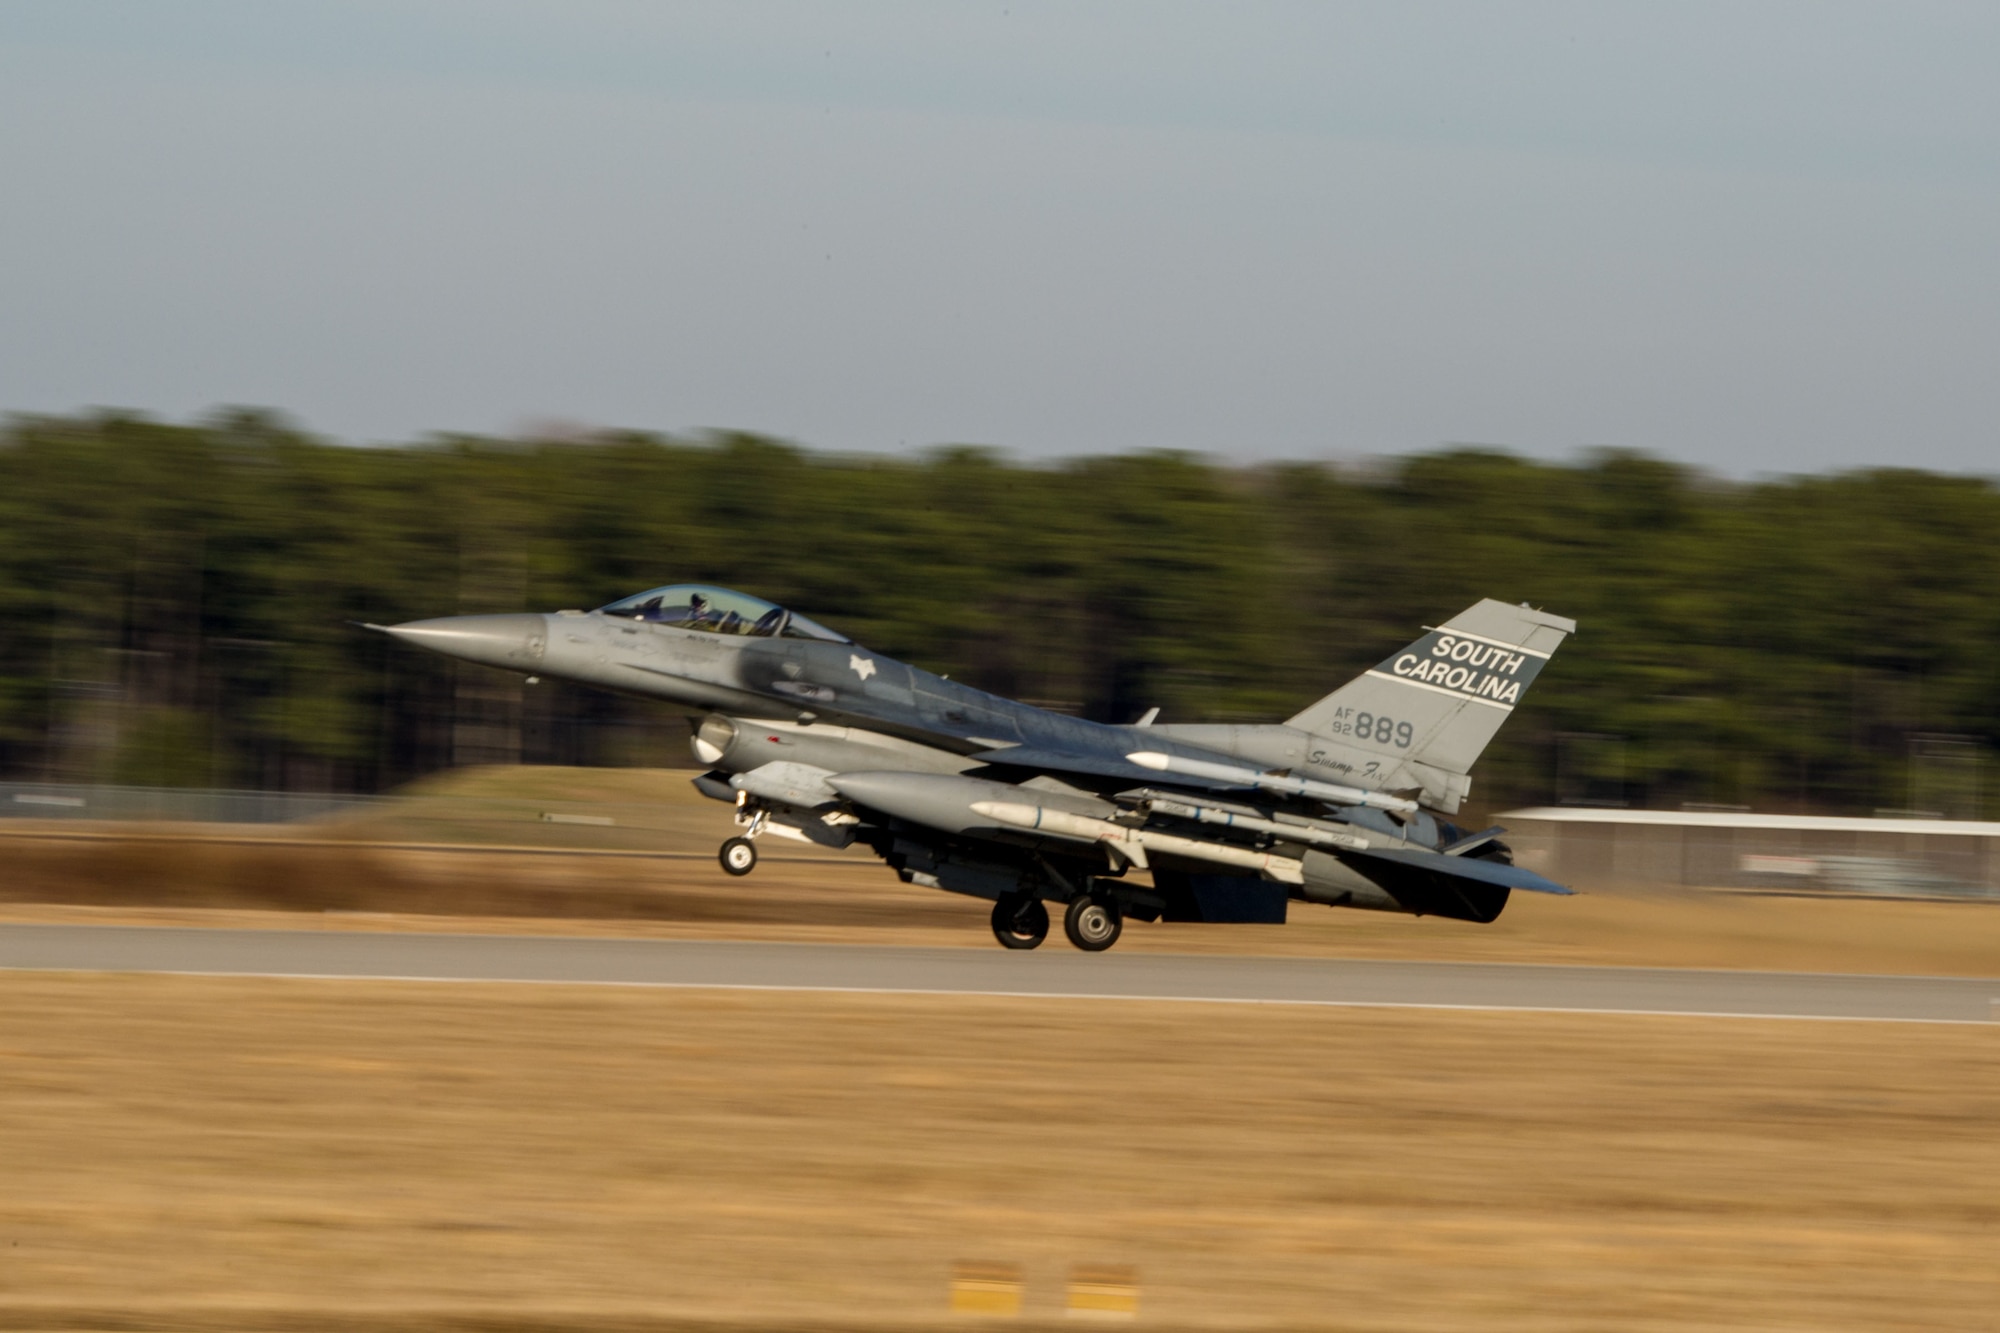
[719,836,758,876]
[719,800,768,876]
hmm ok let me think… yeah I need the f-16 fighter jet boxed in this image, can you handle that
[374,588,1575,951]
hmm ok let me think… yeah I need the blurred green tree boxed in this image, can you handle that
[2,410,1995,816]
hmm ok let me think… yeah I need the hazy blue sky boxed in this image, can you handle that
[2,2,1995,472]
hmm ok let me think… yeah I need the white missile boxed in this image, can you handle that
[970,800,1305,884]
[1125,751,1420,814]
[1144,796,1372,851]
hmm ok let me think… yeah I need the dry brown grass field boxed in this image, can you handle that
[3,764,2000,1320]
[5,764,1999,1330]
[0,973,1994,1332]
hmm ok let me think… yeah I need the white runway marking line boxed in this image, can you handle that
[0,964,1988,1026]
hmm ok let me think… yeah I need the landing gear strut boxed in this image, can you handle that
[990,892,1050,950]
[1063,892,1123,952]
[719,800,769,877]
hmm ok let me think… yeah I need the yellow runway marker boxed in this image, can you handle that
[1066,1265,1139,1320]
[950,1260,1023,1317]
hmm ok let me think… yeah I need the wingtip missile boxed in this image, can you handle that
[1125,751,1419,814]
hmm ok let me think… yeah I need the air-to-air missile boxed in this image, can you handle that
[375,584,1574,951]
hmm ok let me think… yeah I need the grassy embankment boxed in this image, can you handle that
[5,766,2000,974]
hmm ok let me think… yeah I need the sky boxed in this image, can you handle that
[1,1,1996,474]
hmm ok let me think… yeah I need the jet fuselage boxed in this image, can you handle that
[376,584,1577,951]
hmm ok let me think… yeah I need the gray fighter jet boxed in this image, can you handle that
[374,587,1575,951]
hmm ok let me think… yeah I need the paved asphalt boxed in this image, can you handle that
[2,923,1995,1023]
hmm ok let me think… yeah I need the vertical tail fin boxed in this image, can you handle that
[1287,600,1574,809]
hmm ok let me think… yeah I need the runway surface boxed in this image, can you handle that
[1,923,1995,1023]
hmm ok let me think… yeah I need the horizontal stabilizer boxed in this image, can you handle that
[1341,844,1574,895]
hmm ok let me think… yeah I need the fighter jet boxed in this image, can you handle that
[373,586,1575,951]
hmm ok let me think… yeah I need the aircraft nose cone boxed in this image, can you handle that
[380,614,547,669]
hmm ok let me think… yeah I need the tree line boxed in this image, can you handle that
[2,408,1995,818]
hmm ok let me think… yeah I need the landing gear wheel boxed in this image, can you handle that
[719,836,758,877]
[1063,894,1123,952]
[990,893,1050,950]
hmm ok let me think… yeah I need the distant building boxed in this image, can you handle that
[1499,807,2000,899]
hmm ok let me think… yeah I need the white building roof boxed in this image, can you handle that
[1499,806,2000,838]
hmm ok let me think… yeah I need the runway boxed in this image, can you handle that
[2,923,1994,1022]
[0,920,1992,1020]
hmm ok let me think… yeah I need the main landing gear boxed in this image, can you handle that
[992,892,1056,944]
[990,890,1124,952]
[1062,892,1123,952]
[991,892,1051,950]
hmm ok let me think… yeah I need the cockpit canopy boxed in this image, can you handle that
[596,584,851,642]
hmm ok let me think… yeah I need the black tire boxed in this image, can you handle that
[1063,893,1123,952]
[719,836,758,876]
[991,893,1050,950]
